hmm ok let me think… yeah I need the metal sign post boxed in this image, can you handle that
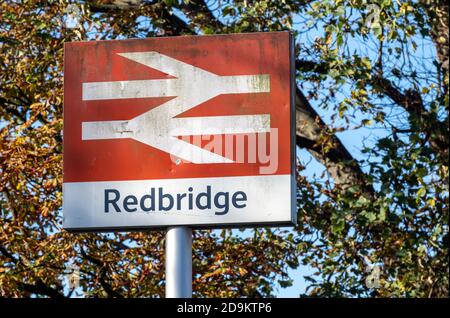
[165,226,192,298]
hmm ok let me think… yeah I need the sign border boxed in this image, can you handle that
[63,31,297,232]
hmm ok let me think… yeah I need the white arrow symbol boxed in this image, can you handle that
[81,51,271,163]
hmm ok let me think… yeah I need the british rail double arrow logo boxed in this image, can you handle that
[81,52,271,163]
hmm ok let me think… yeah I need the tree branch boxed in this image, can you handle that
[176,0,226,31]
[0,98,27,123]
[89,0,195,35]
[372,74,449,162]
[80,247,124,298]
[152,3,196,35]
[88,0,141,12]
[297,58,449,164]
[296,88,375,195]
[372,74,424,115]
[18,281,65,298]
[420,0,449,73]
[296,59,329,74]
[0,245,65,298]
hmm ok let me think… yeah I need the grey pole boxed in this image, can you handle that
[165,226,192,298]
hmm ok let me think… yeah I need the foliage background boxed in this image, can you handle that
[0,0,448,297]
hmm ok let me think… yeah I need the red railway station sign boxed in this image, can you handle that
[63,32,296,231]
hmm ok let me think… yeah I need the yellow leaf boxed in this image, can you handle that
[238,268,248,276]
